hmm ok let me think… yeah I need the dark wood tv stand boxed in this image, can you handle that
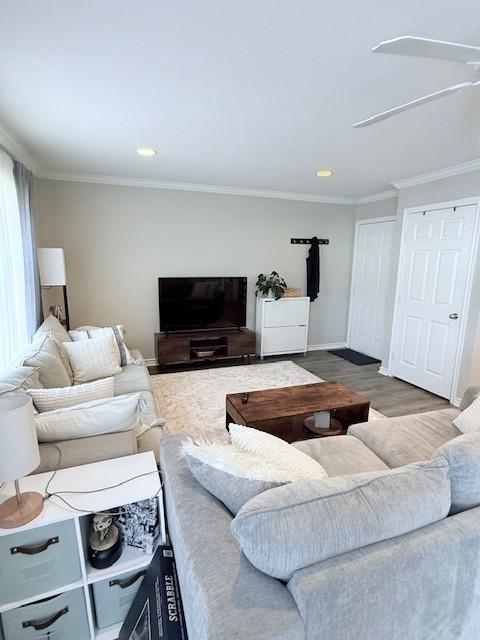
[154,328,256,371]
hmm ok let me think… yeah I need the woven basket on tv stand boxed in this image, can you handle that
[283,288,302,298]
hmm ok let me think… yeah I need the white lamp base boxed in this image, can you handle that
[0,492,44,529]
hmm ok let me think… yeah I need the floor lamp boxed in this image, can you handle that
[38,247,70,329]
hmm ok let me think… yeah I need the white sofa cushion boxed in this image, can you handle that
[69,324,133,366]
[34,314,73,380]
[35,393,141,442]
[27,377,114,412]
[229,423,327,480]
[231,458,450,580]
[63,333,121,383]
[19,335,72,388]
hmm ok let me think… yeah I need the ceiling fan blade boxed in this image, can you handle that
[353,82,476,128]
[372,36,480,63]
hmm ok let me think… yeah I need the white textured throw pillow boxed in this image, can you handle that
[63,333,121,383]
[453,397,480,433]
[27,377,114,412]
[184,440,293,482]
[229,423,328,480]
[183,440,289,514]
[35,393,141,442]
[69,325,133,366]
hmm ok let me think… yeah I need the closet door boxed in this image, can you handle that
[349,219,395,360]
[391,204,477,398]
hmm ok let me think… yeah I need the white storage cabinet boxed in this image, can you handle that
[255,296,310,358]
[0,452,165,640]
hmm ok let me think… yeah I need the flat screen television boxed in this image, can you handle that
[159,277,247,332]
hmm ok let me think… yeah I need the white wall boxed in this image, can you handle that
[354,197,398,221]
[35,179,355,359]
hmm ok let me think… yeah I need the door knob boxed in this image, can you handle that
[449,313,459,320]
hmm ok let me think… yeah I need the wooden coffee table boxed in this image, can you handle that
[225,382,370,443]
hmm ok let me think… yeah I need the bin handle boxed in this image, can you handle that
[109,570,146,589]
[10,537,59,555]
[22,606,68,630]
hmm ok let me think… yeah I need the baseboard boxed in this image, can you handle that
[307,342,347,351]
[452,396,462,407]
[378,366,393,377]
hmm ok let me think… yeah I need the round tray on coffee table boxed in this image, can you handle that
[303,416,344,437]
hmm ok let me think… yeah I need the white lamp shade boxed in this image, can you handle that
[0,396,40,481]
[38,248,67,286]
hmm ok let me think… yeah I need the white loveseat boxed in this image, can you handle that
[0,316,163,474]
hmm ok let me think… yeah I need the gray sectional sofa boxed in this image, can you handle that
[160,387,480,640]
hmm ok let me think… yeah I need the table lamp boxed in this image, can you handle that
[0,395,43,528]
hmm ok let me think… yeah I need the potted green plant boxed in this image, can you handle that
[255,271,287,300]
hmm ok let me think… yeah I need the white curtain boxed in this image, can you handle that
[0,149,28,372]
[14,161,42,338]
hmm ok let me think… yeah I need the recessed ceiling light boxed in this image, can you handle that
[136,147,157,157]
[316,169,333,177]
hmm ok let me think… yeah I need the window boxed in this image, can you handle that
[0,149,28,372]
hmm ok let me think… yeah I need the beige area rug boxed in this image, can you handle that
[151,361,384,441]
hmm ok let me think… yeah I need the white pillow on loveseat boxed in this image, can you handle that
[27,377,114,412]
[34,393,141,442]
[33,314,73,380]
[63,333,122,383]
[69,324,133,366]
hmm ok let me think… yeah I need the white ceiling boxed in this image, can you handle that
[1,0,480,199]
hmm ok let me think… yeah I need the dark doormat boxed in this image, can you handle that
[328,348,381,366]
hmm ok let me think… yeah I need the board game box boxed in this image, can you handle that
[119,545,188,640]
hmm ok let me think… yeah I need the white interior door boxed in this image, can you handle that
[391,204,477,398]
[349,219,395,360]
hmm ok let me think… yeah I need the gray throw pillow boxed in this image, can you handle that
[0,366,42,394]
[434,433,480,514]
[231,458,450,580]
[185,452,286,515]
[19,336,72,388]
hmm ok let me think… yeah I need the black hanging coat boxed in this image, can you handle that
[306,236,320,301]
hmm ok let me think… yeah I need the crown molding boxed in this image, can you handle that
[355,189,397,205]
[36,171,358,205]
[392,158,480,190]
[0,123,39,173]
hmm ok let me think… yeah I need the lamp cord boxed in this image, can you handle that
[42,443,162,515]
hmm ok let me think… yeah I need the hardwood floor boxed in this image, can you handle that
[149,350,452,418]
[281,350,451,417]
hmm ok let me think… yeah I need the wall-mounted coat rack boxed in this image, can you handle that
[290,238,329,245]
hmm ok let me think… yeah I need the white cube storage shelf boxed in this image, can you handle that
[255,297,310,358]
[0,453,164,640]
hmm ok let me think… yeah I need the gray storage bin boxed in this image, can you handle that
[1,588,90,640]
[0,520,81,605]
[92,569,146,629]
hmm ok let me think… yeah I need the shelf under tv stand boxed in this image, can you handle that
[154,328,256,371]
